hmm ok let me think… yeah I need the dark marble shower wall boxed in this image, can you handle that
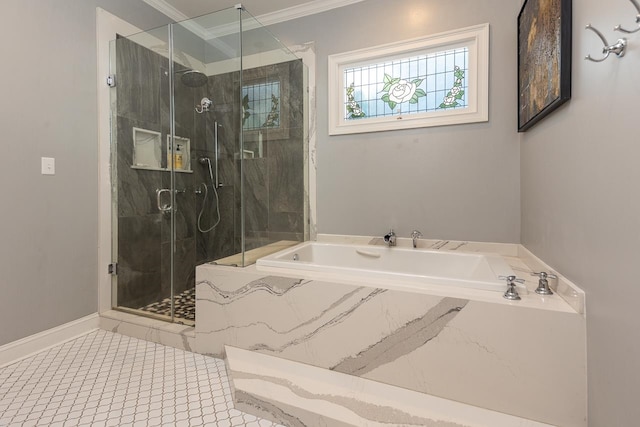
[115,35,305,310]
[207,59,306,253]
[115,36,203,310]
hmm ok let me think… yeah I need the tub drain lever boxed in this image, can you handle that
[499,275,524,301]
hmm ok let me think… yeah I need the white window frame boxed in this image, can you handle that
[328,23,489,135]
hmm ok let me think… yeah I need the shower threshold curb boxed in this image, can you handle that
[99,310,196,353]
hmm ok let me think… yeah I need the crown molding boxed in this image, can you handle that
[142,0,190,22]
[143,0,366,34]
[252,0,366,26]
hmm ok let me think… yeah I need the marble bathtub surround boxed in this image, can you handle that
[330,297,468,376]
[212,240,300,267]
[195,261,586,426]
[226,345,554,427]
[317,233,585,314]
[517,245,585,314]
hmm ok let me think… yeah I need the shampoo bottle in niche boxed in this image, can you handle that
[174,143,183,170]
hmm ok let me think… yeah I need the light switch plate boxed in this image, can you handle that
[41,157,55,175]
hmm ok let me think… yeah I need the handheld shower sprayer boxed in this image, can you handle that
[195,97,213,114]
[197,156,221,233]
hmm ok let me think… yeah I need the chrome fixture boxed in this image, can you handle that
[615,0,640,34]
[177,69,208,88]
[584,24,627,62]
[196,157,221,233]
[499,275,524,301]
[531,271,557,295]
[156,188,172,213]
[214,122,222,189]
[410,230,423,248]
[383,229,397,247]
[156,188,185,214]
[195,97,213,114]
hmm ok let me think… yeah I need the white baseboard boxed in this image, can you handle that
[0,313,100,369]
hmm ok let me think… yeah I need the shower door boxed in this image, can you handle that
[108,8,244,324]
[108,24,185,322]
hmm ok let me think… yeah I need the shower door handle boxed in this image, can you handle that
[156,188,172,213]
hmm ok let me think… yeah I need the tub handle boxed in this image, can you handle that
[356,249,381,258]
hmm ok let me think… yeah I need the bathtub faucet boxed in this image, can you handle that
[383,229,397,247]
[411,230,423,248]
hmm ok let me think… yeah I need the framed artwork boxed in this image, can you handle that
[328,24,489,135]
[518,0,572,132]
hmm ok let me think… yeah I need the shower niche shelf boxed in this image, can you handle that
[167,135,191,172]
[132,127,161,170]
[130,127,191,173]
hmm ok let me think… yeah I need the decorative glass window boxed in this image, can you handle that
[242,81,281,130]
[328,24,489,135]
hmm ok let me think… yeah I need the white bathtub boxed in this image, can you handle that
[257,241,517,293]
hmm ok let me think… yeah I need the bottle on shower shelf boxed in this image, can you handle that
[174,143,184,170]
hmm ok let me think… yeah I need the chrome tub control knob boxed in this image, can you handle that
[531,271,557,295]
[499,275,525,301]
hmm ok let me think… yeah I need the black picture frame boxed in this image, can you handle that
[517,0,572,132]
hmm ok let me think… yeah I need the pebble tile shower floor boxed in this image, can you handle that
[139,288,196,322]
[0,330,282,427]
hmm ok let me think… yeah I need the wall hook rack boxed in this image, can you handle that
[584,24,627,62]
[615,0,640,34]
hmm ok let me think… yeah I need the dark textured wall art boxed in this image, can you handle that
[518,0,572,132]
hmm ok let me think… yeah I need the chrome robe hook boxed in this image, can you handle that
[584,24,627,62]
[615,0,640,34]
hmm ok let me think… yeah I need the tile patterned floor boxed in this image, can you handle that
[0,330,282,427]
[139,288,196,322]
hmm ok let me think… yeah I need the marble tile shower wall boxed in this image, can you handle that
[115,37,305,310]
[209,60,306,253]
[115,37,201,309]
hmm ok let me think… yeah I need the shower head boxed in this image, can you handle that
[179,69,208,88]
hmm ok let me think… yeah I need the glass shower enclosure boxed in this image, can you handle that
[108,6,308,324]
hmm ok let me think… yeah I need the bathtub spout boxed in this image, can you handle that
[383,230,397,247]
[411,230,423,248]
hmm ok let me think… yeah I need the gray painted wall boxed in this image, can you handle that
[0,1,171,346]
[268,0,521,242]
[520,0,640,425]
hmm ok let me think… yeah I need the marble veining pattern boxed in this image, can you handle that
[198,276,306,303]
[248,288,387,354]
[225,345,553,427]
[196,260,586,426]
[233,374,467,427]
[331,297,468,376]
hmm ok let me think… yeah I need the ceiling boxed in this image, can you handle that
[143,0,366,24]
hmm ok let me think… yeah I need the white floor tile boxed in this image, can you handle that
[0,330,282,427]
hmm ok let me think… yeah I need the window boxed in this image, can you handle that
[328,24,489,135]
[242,81,281,130]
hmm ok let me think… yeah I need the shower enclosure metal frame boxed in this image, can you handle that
[107,5,309,324]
